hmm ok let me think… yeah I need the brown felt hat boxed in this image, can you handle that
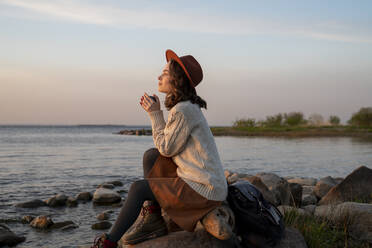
[165,49,203,88]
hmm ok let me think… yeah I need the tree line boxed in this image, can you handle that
[233,107,372,128]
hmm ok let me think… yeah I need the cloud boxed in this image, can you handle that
[1,0,371,43]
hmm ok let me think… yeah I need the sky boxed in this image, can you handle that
[0,0,371,125]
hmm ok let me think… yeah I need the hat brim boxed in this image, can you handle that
[165,49,195,87]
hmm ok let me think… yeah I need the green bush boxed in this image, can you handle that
[264,113,283,127]
[233,118,256,128]
[348,107,372,127]
[329,115,341,125]
[284,112,306,126]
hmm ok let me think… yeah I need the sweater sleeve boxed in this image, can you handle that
[148,109,192,157]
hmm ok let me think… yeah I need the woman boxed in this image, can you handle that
[92,49,228,248]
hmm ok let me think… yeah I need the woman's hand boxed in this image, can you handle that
[140,93,161,113]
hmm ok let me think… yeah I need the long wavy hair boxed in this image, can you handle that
[164,59,207,110]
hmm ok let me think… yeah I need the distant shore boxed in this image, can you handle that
[117,125,372,138]
[209,125,372,138]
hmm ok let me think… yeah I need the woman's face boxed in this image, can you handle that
[158,62,173,94]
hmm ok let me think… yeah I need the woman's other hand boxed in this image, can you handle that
[140,93,160,112]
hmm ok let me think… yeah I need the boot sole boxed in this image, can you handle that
[122,227,168,245]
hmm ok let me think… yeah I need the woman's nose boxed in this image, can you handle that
[158,75,161,80]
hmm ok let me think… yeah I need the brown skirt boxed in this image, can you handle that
[146,154,221,232]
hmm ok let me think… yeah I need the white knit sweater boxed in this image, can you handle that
[148,100,228,201]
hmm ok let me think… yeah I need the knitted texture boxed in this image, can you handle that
[148,100,228,201]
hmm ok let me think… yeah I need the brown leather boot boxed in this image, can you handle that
[122,201,168,245]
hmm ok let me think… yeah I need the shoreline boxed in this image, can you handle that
[210,126,372,138]
[118,126,372,138]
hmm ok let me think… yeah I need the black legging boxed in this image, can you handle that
[107,148,160,243]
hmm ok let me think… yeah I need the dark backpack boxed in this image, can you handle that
[227,181,285,247]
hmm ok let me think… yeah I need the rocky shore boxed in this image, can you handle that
[2,166,371,247]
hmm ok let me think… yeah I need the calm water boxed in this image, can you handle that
[0,125,371,247]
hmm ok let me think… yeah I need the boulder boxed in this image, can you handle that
[313,176,337,199]
[301,194,317,206]
[287,177,317,186]
[314,202,372,243]
[274,227,308,248]
[91,221,112,230]
[301,205,316,215]
[277,205,307,216]
[0,224,26,247]
[201,203,235,240]
[118,227,237,248]
[302,186,315,195]
[76,191,93,202]
[15,199,47,208]
[319,166,372,205]
[241,176,277,205]
[256,172,291,206]
[289,183,302,207]
[93,188,121,204]
[30,215,54,229]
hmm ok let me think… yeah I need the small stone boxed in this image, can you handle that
[30,216,54,229]
[107,180,123,186]
[21,215,35,224]
[66,197,78,207]
[61,223,79,231]
[15,199,47,208]
[51,221,75,229]
[45,194,68,207]
[76,192,93,202]
[97,211,111,221]
[91,221,112,230]
[93,188,121,204]
[99,183,115,189]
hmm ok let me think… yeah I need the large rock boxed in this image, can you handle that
[117,226,307,248]
[201,203,235,240]
[289,183,302,207]
[93,188,121,204]
[319,166,372,205]
[277,205,307,216]
[314,202,372,243]
[0,224,26,247]
[118,227,237,248]
[302,186,315,195]
[287,177,317,186]
[274,227,307,248]
[242,176,277,205]
[256,172,291,206]
[30,216,54,229]
[313,176,337,199]
[301,194,317,206]
[15,199,47,208]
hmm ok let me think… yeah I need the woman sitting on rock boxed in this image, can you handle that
[91,49,228,248]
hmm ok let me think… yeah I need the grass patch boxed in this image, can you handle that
[283,209,370,248]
